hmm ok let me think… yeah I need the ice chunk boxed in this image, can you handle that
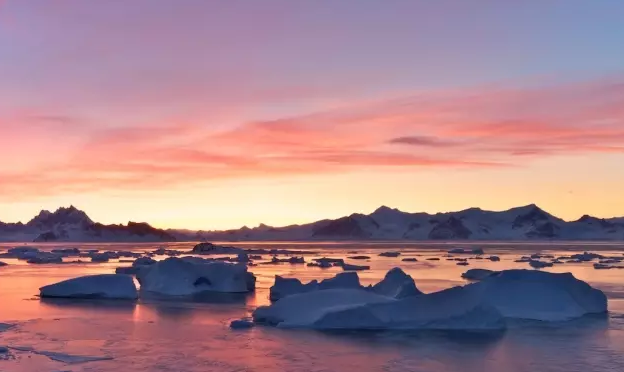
[230,319,254,329]
[192,242,244,255]
[528,260,553,269]
[461,268,496,281]
[488,256,501,262]
[341,263,370,271]
[270,276,319,301]
[456,261,469,266]
[466,269,607,321]
[570,252,603,262]
[5,246,39,259]
[132,257,156,267]
[401,257,418,262]
[136,257,255,295]
[348,256,370,260]
[0,261,8,267]
[39,274,138,300]
[269,272,360,301]
[371,267,422,299]
[27,252,63,264]
[379,251,401,257]
[448,248,484,255]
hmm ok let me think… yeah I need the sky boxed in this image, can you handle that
[1,0,624,230]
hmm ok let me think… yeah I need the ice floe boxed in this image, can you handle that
[39,274,138,300]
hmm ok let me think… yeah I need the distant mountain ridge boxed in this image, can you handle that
[0,206,176,242]
[171,204,624,242]
[1,204,623,242]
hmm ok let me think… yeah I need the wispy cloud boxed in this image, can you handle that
[1,76,623,200]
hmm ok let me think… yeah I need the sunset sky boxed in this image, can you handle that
[1,1,624,230]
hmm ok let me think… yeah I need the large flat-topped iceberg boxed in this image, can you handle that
[136,257,256,295]
[39,274,138,300]
[466,269,607,321]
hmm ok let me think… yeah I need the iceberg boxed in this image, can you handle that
[466,270,607,321]
[269,269,420,301]
[26,252,63,264]
[461,268,496,281]
[448,248,484,255]
[39,274,138,300]
[341,263,370,271]
[230,319,254,329]
[255,269,606,330]
[254,287,505,330]
[379,251,401,257]
[133,257,157,267]
[371,267,422,299]
[254,289,395,328]
[269,272,361,301]
[136,257,256,295]
[191,242,244,255]
[0,261,7,267]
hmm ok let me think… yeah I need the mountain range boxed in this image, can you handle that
[176,204,624,242]
[0,206,176,242]
[0,205,623,242]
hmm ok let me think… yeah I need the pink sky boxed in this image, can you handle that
[1,1,623,229]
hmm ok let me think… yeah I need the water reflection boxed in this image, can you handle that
[39,297,137,314]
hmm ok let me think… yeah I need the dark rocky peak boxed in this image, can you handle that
[512,205,552,229]
[576,215,615,229]
[428,216,472,240]
[27,205,93,228]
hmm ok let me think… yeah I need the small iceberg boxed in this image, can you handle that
[230,319,254,329]
[379,251,401,257]
[341,263,370,271]
[461,268,496,281]
[39,274,138,300]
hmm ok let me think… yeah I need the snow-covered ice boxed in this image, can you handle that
[136,257,256,295]
[39,274,138,300]
[269,272,362,301]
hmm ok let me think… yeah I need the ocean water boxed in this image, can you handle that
[1,241,624,372]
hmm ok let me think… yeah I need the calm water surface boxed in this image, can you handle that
[1,241,624,372]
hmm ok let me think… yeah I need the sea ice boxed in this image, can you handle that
[39,274,138,300]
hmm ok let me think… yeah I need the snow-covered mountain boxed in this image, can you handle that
[2,204,623,242]
[0,206,176,242]
[173,204,624,241]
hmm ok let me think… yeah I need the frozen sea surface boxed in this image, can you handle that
[1,241,624,371]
